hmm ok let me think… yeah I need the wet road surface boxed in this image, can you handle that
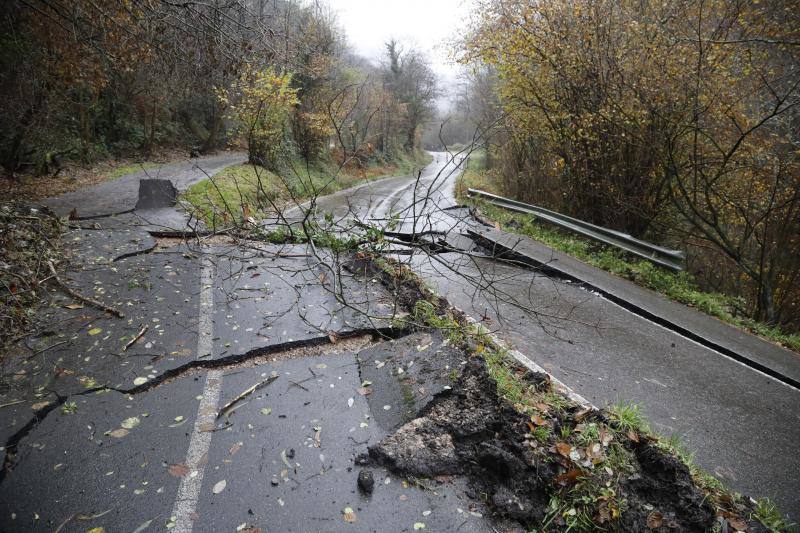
[312,151,800,517]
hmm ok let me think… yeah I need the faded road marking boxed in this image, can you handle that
[171,257,221,532]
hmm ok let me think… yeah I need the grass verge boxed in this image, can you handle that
[457,151,800,354]
[183,151,433,227]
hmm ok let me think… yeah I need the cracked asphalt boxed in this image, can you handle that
[0,154,499,532]
[311,151,800,518]
[1,152,798,531]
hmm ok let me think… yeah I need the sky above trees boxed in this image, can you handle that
[332,0,472,107]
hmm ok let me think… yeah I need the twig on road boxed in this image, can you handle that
[47,260,124,318]
[217,374,278,420]
[24,339,69,360]
[123,324,149,351]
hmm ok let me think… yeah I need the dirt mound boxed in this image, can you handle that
[369,358,721,531]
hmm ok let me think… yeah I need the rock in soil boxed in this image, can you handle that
[357,469,375,494]
[369,357,722,531]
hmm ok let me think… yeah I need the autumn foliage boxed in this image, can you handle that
[464,0,800,327]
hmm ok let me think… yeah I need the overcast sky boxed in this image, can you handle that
[330,0,474,90]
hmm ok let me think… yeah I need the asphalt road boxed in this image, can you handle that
[0,155,497,533]
[43,152,247,218]
[2,152,797,530]
[312,151,800,518]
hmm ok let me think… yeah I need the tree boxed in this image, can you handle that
[383,41,439,153]
[224,66,299,170]
[464,0,800,327]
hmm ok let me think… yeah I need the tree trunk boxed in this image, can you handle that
[757,279,776,325]
[202,107,222,154]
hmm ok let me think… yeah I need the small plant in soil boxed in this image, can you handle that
[752,498,796,532]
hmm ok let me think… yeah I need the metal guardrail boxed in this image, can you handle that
[467,188,686,271]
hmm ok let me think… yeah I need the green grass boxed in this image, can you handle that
[183,151,433,228]
[457,157,800,354]
[752,498,797,532]
[607,402,651,434]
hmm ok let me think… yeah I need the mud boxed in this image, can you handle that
[345,256,448,317]
[368,357,736,531]
[370,358,556,525]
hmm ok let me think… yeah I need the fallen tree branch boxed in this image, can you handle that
[47,261,124,319]
[25,339,69,360]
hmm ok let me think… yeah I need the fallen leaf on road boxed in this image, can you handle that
[31,401,51,410]
[413,523,426,530]
[647,511,663,529]
[109,428,129,438]
[168,464,189,477]
[64,303,84,310]
[88,328,102,336]
[121,417,140,429]
[132,519,153,533]
[133,377,148,386]
[212,480,226,494]
[260,408,272,416]
[530,414,546,426]
[280,449,294,470]
[599,428,613,447]
[76,510,111,521]
[555,469,581,486]
[586,443,603,459]
[342,507,357,523]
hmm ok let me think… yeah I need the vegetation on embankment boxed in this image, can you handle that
[0,203,65,356]
[456,0,799,333]
[183,151,433,227]
[457,152,800,354]
[369,257,794,532]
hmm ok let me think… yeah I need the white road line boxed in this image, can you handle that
[170,257,222,532]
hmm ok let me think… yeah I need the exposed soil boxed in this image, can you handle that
[368,356,763,532]
[345,255,448,317]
